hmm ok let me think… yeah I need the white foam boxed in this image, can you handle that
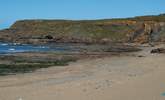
[13,43,21,45]
[39,46,48,48]
[9,48,15,51]
[1,43,8,46]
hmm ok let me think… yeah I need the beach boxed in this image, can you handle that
[0,45,165,100]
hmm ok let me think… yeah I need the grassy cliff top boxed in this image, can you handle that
[0,14,165,44]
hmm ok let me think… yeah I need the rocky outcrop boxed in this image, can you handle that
[151,48,165,53]
[129,21,165,43]
[0,14,165,44]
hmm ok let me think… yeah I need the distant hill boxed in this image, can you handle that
[0,14,165,44]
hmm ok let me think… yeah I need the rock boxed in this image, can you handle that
[138,55,145,57]
[45,35,53,39]
[151,48,165,53]
[100,38,110,44]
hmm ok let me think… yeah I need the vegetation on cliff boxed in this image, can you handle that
[0,14,165,44]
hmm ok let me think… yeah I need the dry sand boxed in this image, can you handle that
[0,45,165,100]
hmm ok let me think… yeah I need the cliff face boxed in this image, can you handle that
[0,14,165,44]
[129,21,165,43]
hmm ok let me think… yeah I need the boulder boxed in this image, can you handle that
[151,48,165,53]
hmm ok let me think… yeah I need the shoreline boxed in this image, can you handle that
[0,45,164,100]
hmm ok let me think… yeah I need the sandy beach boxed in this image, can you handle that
[0,0,164,100]
[0,45,165,100]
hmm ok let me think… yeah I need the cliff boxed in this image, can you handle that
[0,14,165,44]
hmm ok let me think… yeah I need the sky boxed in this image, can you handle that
[0,0,165,29]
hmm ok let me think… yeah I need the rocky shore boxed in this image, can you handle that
[0,44,165,100]
[0,43,141,75]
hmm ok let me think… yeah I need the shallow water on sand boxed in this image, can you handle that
[161,92,165,96]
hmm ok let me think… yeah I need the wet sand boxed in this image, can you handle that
[0,45,165,100]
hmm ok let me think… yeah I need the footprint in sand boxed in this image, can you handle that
[17,97,23,100]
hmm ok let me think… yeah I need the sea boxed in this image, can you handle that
[0,42,77,54]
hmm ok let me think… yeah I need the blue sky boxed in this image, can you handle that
[0,0,165,29]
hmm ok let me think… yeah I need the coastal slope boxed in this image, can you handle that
[0,14,165,44]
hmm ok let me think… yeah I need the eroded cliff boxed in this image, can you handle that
[0,14,165,44]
